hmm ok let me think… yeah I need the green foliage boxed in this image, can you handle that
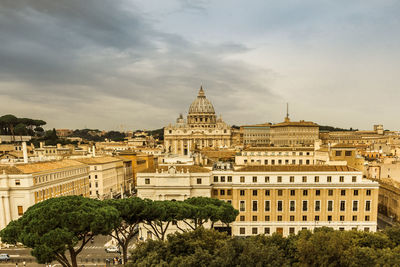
[0,196,120,267]
[0,114,46,137]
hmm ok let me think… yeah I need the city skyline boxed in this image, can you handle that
[1,0,400,131]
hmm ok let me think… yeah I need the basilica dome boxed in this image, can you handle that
[188,86,216,114]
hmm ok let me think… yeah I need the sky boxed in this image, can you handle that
[1,0,400,131]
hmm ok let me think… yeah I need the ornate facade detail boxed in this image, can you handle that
[164,86,232,155]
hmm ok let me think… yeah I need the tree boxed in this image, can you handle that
[105,197,147,264]
[14,123,28,137]
[0,196,120,267]
[0,114,18,139]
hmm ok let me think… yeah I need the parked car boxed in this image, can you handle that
[0,254,10,262]
[105,246,120,253]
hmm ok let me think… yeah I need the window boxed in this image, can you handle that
[302,215,307,221]
[339,176,344,182]
[290,215,295,221]
[15,180,21,186]
[17,206,23,216]
[366,190,371,196]
[277,200,283,211]
[240,228,245,235]
[289,227,295,234]
[220,176,226,182]
[228,176,232,182]
[314,176,319,182]
[252,227,258,234]
[340,216,345,221]
[315,190,320,196]
[220,190,225,196]
[265,176,270,183]
[328,189,333,196]
[365,200,371,211]
[240,190,245,196]
[252,190,258,196]
[302,201,308,211]
[213,176,218,182]
[95,174,97,179]
[341,190,346,196]
[352,215,357,221]
[252,201,258,211]
[252,216,257,222]
[328,215,332,221]
[277,215,282,221]
[302,176,307,182]
[277,190,283,196]
[239,200,246,211]
[213,189,218,195]
[264,227,270,234]
[253,176,257,183]
[240,176,245,183]
[196,178,202,184]
[265,201,270,211]
[364,227,370,232]
[339,227,345,231]
[352,176,357,182]
[365,215,370,221]
[315,215,320,221]
[265,190,270,196]
[354,190,358,196]
[340,201,346,211]
[345,151,352,156]
[335,151,342,156]
[303,190,308,196]
[315,200,321,212]
[327,176,332,182]
[265,215,270,221]
[227,190,232,196]
[290,176,295,183]
[290,190,295,196]
[277,176,282,183]
[328,200,333,211]
[353,200,358,211]
[290,200,295,211]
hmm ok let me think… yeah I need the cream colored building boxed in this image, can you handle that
[270,117,319,147]
[0,160,89,230]
[137,164,379,237]
[236,147,315,166]
[76,157,125,199]
[241,124,271,147]
[164,87,231,156]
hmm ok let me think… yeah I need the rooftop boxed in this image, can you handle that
[235,165,359,172]
[0,159,86,174]
[139,165,210,173]
[76,156,122,165]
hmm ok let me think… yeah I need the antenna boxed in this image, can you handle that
[286,103,289,118]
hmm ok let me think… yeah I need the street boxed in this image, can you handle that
[0,235,129,266]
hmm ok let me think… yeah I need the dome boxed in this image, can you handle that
[188,86,216,114]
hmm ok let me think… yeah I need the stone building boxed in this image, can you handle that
[164,87,231,155]
[241,123,272,147]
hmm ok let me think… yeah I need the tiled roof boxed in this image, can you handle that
[271,121,319,127]
[76,156,122,164]
[0,165,23,174]
[5,160,87,174]
[235,165,359,172]
[243,147,314,152]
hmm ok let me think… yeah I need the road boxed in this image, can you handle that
[0,235,131,266]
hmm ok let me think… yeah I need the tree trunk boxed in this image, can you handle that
[71,254,78,267]
[122,242,129,264]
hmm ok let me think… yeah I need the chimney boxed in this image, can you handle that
[22,141,28,163]
[57,143,62,149]
[92,145,96,157]
[40,142,44,148]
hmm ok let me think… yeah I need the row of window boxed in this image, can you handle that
[242,151,312,156]
[239,200,371,212]
[239,226,371,235]
[240,214,371,222]
[34,168,87,184]
[243,159,312,165]
[214,189,372,197]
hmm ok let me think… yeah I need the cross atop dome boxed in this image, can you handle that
[198,85,205,97]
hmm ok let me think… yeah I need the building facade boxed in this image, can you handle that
[270,117,319,147]
[0,160,89,230]
[164,87,231,156]
[241,124,271,147]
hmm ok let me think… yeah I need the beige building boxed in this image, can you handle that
[270,116,319,147]
[137,164,379,237]
[236,147,315,166]
[0,160,89,230]
[241,123,271,147]
[164,87,231,156]
[76,157,125,199]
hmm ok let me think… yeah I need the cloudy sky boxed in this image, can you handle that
[1,0,399,131]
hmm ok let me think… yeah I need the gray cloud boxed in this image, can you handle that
[0,0,279,130]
